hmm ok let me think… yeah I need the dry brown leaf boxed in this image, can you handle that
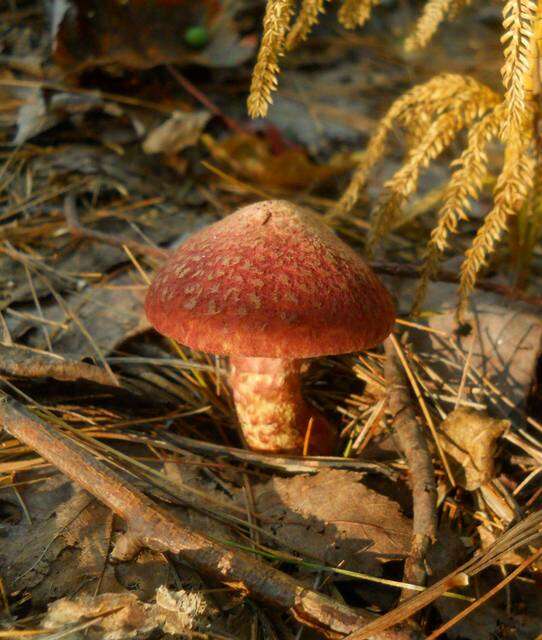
[13,87,60,145]
[13,89,124,145]
[42,586,217,640]
[143,111,210,155]
[0,478,124,607]
[251,469,411,574]
[439,407,510,490]
[52,0,253,71]
[0,476,217,610]
[8,272,149,359]
[391,279,542,410]
[204,132,340,190]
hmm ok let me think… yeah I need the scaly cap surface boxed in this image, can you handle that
[145,200,395,357]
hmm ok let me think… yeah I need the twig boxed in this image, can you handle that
[371,261,542,308]
[64,195,168,261]
[384,337,438,594]
[0,397,416,640]
[167,66,245,134]
[0,344,117,387]
[158,432,398,478]
[389,335,455,485]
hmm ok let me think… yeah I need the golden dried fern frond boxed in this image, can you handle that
[249,0,489,120]
[338,0,381,29]
[247,0,295,118]
[404,0,459,52]
[501,0,537,136]
[366,81,501,255]
[398,77,499,144]
[413,104,505,311]
[458,128,535,318]
[366,110,475,255]
[286,0,328,49]
[331,75,499,220]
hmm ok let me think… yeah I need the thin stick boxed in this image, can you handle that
[159,432,397,478]
[389,334,455,486]
[0,344,117,387]
[0,397,413,640]
[384,337,438,594]
[167,66,244,134]
[370,261,542,308]
[454,325,476,410]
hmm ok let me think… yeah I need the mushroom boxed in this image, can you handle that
[145,200,395,454]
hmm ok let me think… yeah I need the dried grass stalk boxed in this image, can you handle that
[365,82,500,254]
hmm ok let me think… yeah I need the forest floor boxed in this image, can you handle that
[0,2,541,639]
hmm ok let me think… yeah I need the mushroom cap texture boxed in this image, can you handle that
[145,200,395,358]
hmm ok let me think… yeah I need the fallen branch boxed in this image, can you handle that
[372,261,542,308]
[0,397,418,640]
[158,432,398,479]
[384,336,438,592]
[0,344,117,387]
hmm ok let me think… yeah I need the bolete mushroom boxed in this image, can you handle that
[145,200,395,454]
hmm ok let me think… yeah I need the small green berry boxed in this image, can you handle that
[184,26,209,49]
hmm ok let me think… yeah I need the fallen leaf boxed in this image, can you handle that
[439,408,509,490]
[251,469,411,575]
[143,110,210,155]
[390,279,542,412]
[7,272,148,359]
[13,88,60,145]
[204,132,341,190]
[52,0,253,71]
[0,477,124,607]
[42,587,217,640]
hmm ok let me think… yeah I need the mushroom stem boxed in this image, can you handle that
[229,356,336,454]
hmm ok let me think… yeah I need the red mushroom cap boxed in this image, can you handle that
[145,200,395,358]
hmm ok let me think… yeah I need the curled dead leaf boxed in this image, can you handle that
[203,132,342,190]
[439,408,510,490]
[143,110,210,155]
[43,586,216,639]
